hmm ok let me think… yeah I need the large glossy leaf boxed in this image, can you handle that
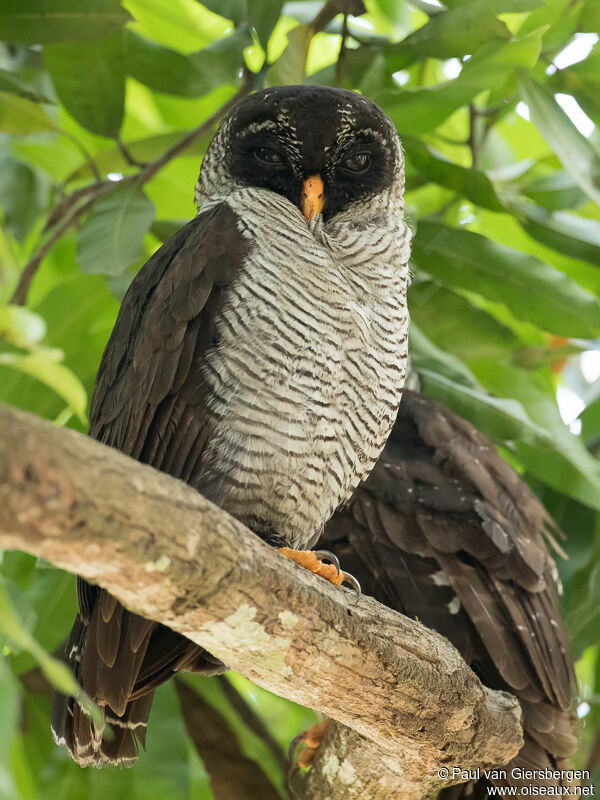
[44,32,125,137]
[409,281,520,361]
[0,350,88,423]
[579,394,600,451]
[124,31,213,97]
[403,138,503,211]
[0,68,53,103]
[77,180,155,276]
[567,562,600,658]
[199,0,247,21]
[377,30,543,135]
[0,575,103,729]
[506,199,600,267]
[0,155,43,242]
[0,659,20,800]
[0,270,118,425]
[470,359,600,510]
[520,171,587,211]
[248,0,285,49]
[266,24,313,86]
[0,306,46,348]
[66,129,210,182]
[388,0,512,63]
[412,221,600,337]
[518,73,600,208]
[0,0,132,44]
[549,44,600,127]
[410,326,551,445]
[125,28,250,97]
[0,91,56,135]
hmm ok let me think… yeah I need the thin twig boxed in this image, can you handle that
[58,129,102,183]
[116,135,149,168]
[310,0,366,35]
[336,13,350,86]
[136,75,255,187]
[10,0,366,307]
[10,79,255,306]
[11,181,114,305]
[468,103,479,169]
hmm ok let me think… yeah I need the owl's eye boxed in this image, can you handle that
[254,146,285,165]
[341,152,372,174]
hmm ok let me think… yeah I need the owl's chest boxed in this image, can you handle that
[194,210,409,544]
[215,249,400,409]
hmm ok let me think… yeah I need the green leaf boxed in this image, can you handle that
[77,180,155,276]
[0,350,88,423]
[548,40,600,125]
[579,394,600,451]
[0,0,132,44]
[518,73,600,208]
[470,359,600,510]
[506,198,600,267]
[266,24,313,86]
[403,138,503,211]
[0,68,53,103]
[66,129,210,183]
[389,0,512,63]
[151,219,187,242]
[0,270,118,424]
[0,91,56,134]
[0,306,46,348]
[520,171,587,211]
[377,29,543,135]
[0,575,104,731]
[410,326,551,445]
[567,562,600,658]
[124,31,210,97]
[0,154,43,242]
[44,32,125,137]
[199,0,247,22]
[411,221,600,337]
[580,0,600,30]
[124,28,249,97]
[0,659,20,800]
[409,281,520,361]
[248,0,285,49]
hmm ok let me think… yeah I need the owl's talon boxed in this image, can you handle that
[288,720,332,784]
[312,550,341,576]
[278,547,357,593]
[343,571,362,605]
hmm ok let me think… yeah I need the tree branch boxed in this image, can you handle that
[9,78,254,307]
[0,403,523,799]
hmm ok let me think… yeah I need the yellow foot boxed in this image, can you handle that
[278,548,361,600]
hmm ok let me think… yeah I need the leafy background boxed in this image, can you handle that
[1,0,600,797]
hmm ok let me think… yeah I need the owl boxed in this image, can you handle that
[52,85,412,765]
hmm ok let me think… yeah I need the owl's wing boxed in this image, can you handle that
[89,203,246,465]
[53,204,246,766]
[321,390,577,796]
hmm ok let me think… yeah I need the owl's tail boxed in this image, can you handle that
[51,585,226,767]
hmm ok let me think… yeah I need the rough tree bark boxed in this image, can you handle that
[0,403,523,799]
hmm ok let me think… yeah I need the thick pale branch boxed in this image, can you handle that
[0,403,522,799]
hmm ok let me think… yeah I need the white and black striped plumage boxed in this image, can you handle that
[321,390,578,798]
[52,85,411,766]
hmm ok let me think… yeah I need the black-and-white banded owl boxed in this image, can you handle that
[51,85,411,765]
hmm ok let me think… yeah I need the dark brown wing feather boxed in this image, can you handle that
[52,205,247,766]
[321,390,577,797]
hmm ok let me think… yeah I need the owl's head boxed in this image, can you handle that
[196,85,404,223]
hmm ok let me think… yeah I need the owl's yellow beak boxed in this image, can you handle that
[301,174,325,219]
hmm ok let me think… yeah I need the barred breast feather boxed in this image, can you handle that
[193,187,411,548]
